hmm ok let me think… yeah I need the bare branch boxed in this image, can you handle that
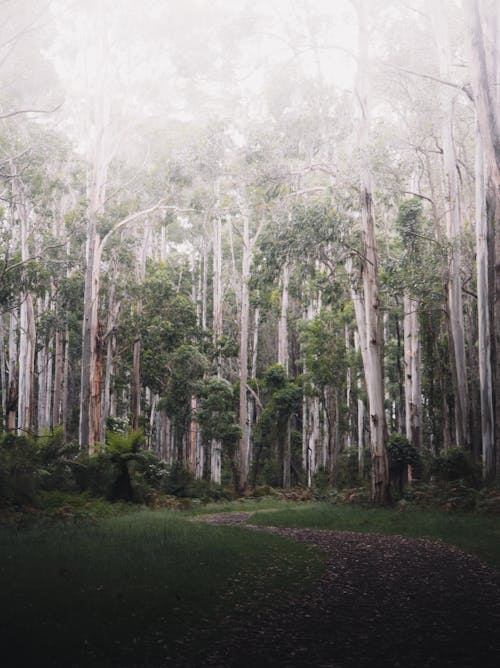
[98,201,165,255]
[0,102,63,120]
[2,243,66,274]
[383,63,473,102]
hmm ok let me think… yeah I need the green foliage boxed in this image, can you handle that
[299,307,349,391]
[336,447,369,487]
[387,433,420,495]
[396,197,423,255]
[272,383,302,414]
[105,429,144,454]
[196,377,241,449]
[312,467,335,500]
[0,430,82,505]
[253,365,302,487]
[387,433,419,469]
[37,429,80,492]
[430,448,480,484]
[105,416,129,433]
[249,502,500,568]
[0,509,323,666]
[0,433,40,506]
[161,344,208,433]
[263,363,288,390]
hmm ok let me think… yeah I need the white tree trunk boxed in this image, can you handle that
[0,315,6,428]
[7,311,18,432]
[210,439,222,485]
[354,1,389,503]
[403,294,422,448]
[278,262,289,373]
[430,0,470,450]
[354,331,365,479]
[12,168,36,436]
[79,6,111,451]
[345,325,352,450]
[238,208,251,488]
[465,0,500,478]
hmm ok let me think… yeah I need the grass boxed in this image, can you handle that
[0,507,324,667]
[249,502,500,569]
[2,495,499,665]
[190,496,307,515]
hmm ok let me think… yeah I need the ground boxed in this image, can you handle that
[192,511,500,668]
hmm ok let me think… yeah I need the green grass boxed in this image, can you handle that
[190,496,307,515]
[0,508,324,667]
[249,503,500,569]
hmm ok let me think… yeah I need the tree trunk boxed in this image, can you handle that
[0,315,6,429]
[430,0,470,451]
[62,327,70,439]
[131,227,149,431]
[465,0,500,477]
[210,439,222,485]
[278,262,289,373]
[354,331,365,479]
[52,329,64,428]
[354,1,390,504]
[278,261,291,487]
[79,7,111,452]
[238,208,251,488]
[211,189,223,484]
[345,325,352,450]
[403,294,422,448]
[247,302,260,484]
[7,311,17,432]
[474,118,495,476]
[12,168,36,436]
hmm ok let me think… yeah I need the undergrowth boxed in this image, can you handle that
[0,508,324,667]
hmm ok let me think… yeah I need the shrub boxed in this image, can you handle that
[0,433,39,506]
[387,433,420,495]
[105,429,144,454]
[430,448,480,484]
[312,466,330,498]
[336,447,369,488]
[37,429,80,492]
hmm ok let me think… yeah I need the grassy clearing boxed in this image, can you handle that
[249,503,500,569]
[190,496,307,515]
[0,508,324,667]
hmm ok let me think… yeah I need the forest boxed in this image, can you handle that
[1,1,500,665]
[1,0,499,505]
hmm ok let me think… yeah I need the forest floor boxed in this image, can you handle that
[192,511,500,668]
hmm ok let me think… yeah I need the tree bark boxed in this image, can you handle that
[278,261,289,373]
[354,1,390,503]
[238,208,251,488]
[7,311,17,432]
[12,167,36,436]
[403,294,422,448]
[79,5,111,452]
[430,0,470,451]
[0,315,6,429]
[465,0,500,477]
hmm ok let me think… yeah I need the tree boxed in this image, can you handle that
[430,0,470,452]
[464,0,499,479]
[352,0,390,504]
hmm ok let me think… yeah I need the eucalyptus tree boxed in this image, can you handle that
[351,0,389,503]
[464,0,499,478]
[429,0,471,452]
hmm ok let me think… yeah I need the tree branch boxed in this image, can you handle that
[383,63,473,102]
[0,102,63,120]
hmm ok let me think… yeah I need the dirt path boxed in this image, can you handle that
[195,511,500,667]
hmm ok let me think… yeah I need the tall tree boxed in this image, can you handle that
[352,0,390,504]
[465,0,499,478]
[430,0,470,452]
